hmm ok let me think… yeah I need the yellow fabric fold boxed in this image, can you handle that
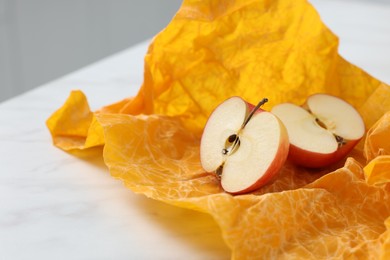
[47,90,105,150]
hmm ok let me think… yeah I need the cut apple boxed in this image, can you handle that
[271,93,365,168]
[200,97,289,194]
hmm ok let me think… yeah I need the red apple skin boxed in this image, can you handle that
[288,138,360,168]
[226,100,290,194]
[246,102,265,113]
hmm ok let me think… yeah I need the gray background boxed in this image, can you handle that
[0,0,182,102]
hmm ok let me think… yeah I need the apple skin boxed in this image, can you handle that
[200,97,289,194]
[287,139,360,168]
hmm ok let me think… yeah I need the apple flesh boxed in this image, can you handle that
[200,97,289,194]
[271,94,365,168]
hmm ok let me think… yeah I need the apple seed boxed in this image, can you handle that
[228,134,238,143]
[315,118,327,129]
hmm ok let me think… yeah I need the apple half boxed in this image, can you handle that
[200,97,289,194]
[271,93,365,168]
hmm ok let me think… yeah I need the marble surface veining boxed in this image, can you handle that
[1,1,390,259]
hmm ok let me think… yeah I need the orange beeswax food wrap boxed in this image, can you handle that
[47,0,390,258]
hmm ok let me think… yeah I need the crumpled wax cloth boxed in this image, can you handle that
[47,0,390,258]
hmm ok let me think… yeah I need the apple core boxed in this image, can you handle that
[222,134,240,156]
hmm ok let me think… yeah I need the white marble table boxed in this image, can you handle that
[1,1,389,259]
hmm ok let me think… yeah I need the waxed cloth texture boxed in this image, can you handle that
[47,0,390,258]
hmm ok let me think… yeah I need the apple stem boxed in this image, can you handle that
[242,98,268,129]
